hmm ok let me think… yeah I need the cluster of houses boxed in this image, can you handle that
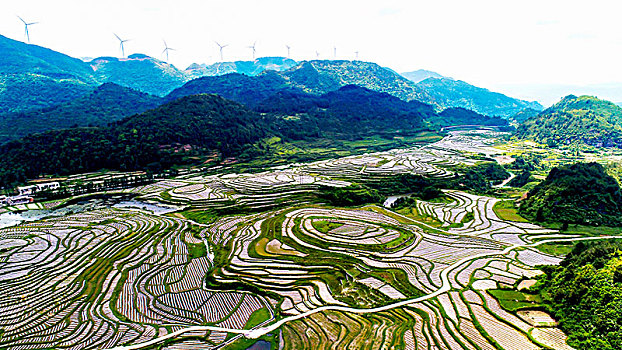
[0,182,60,207]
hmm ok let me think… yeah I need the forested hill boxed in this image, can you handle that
[255,85,433,134]
[0,94,271,185]
[431,107,508,127]
[89,54,190,96]
[277,60,436,106]
[536,240,622,349]
[0,86,436,185]
[415,77,543,118]
[0,34,96,114]
[0,83,510,186]
[515,95,622,147]
[0,83,163,144]
[165,71,293,107]
[519,162,622,226]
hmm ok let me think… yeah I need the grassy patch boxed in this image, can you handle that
[244,307,271,329]
[187,242,207,259]
[535,242,575,256]
[549,223,622,236]
[177,209,219,224]
[488,289,542,312]
[312,220,343,233]
[493,200,529,222]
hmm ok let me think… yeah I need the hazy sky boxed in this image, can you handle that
[2,0,621,104]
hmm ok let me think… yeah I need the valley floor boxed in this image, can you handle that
[1,129,613,350]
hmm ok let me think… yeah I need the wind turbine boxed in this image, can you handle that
[285,44,291,58]
[17,16,38,43]
[315,51,320,59]
[215,42,228,61]
[333,46,337,59]
[355,51,359,60]
[162,40,175,62]
[113,33,129,58]
[247,42,256,60]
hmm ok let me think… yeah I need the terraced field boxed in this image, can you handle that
[0,130,592,349]
[0,210,272,349]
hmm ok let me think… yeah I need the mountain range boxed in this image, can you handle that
[415,77,543,118]
[0,83,163,144]
[186,57,297,79]
[0,84,507,186]
[0,34,541,119]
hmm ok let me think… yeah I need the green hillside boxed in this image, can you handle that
[0,34,97,114]
[89,54,189,96]
[416,77,542,118]
[166,71,292,106]
[0,83,162,144]
[536,240,622,349]
[511,107,540,123]
[0,94,271,185]
[277,60,436,106]
[516,95,622,147]
[519,162,622,226]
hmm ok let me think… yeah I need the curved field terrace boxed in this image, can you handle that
[0,130,595,349]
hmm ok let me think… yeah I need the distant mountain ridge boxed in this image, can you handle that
[401,69,444,83]
[0,83,163,144]
[1,33,532,130]
[0,34,96,114]
[89,54,189,96]
[186,57,297,79]
[414,77,543,118]
[0,85,507,185]
[0,34,301,112]
[276,60,436,106]
[516,95,622,147]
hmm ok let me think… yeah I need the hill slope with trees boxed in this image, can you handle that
[516,95,622,148]
[0,94,271,185]
[416,77,543,118]
[536,240,622,350]
[0,34,97,114]
[519,162,622,226]
[0,83,163,144]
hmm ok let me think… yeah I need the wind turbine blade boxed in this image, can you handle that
[28,22,38,25]
[114,33,122,41]
[17,16,27,25]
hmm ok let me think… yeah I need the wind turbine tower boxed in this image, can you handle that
[114,33,129,58]
[17,16,38,43]
[162,40,175,62]
[215,42,228,61]
[247,42,256,60]
[286,45,291,58]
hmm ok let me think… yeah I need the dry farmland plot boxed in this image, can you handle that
[0,130,587,349]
